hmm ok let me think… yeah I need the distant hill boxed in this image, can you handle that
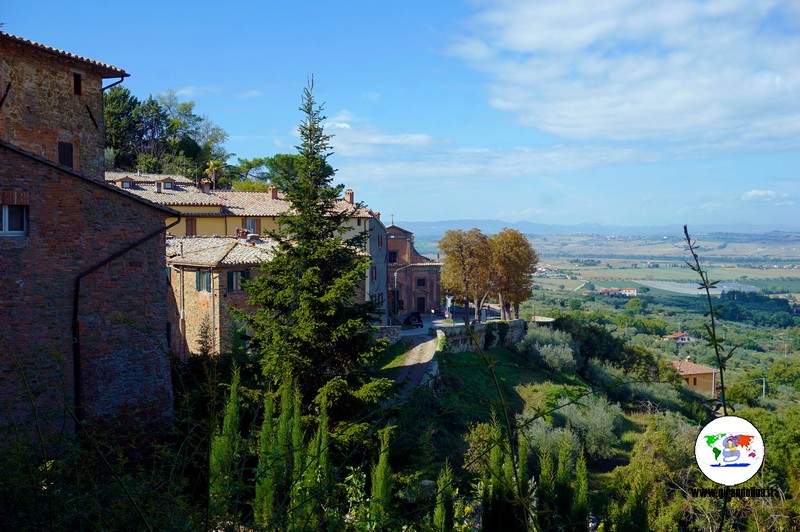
[394,219,800,241]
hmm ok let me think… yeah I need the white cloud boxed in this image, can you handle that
[236,90,262,98]
[451,0,800,151]
[741,189,778,201]
[173,86,220,97]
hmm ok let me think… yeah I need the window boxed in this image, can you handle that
[388,251,397,263]
[185,218,197,236]
[163,181,173,189]
[371,265,377,281]
[166,266,171,285]
[0,205,28,236]
[416,278,426,288]
[378,234,383,248]
[121,181,132,189]
[246,218,256,233]
[357,218,361,226]
[57,141,74,168]
[227,269,251,291]
[693,377,697,385]
[73,73,82,95]
[196,270,211,292]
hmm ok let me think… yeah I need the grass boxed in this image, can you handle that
[373,338,414,371]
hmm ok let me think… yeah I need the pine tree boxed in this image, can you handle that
[209,365,242,514]
[235,80,384,397]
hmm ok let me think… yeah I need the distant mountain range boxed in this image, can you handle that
[393,219,799,241]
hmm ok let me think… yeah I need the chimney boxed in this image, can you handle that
[269,184,278,199]
[156,182,162,193]
[685,356,692,362]
[344,188,354,204]
[374,211,380,220]
[199,178,211,193]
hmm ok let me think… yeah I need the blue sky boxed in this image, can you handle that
[5,0,800,229]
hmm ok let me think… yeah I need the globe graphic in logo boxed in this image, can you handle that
[695,416,764,486]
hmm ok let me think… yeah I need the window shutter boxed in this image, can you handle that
[196,270,201,291]
[206,270,211,292]
[227,271,234,291]
[243,269,251,280]
[255,218,261,234]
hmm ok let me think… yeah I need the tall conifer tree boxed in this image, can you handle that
[236,80,383,396]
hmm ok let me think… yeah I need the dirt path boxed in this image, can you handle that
[392,334,438,403]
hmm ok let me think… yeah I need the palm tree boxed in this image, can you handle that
[204,160,225,189]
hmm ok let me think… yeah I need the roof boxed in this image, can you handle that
[672,359,716,376]
[167,236,276,267]
[119,183,374,218]
[116,184,225,207]
[663,331,689,339]
[0,141,177,216]
[105,171,194,185]
[0,32,128,78]
[388,224,414,235]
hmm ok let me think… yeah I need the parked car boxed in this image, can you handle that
[403,312,424,328]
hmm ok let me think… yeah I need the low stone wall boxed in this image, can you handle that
[374,325,402,345]
[436,319,527,353]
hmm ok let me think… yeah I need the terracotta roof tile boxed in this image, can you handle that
[117,184,224,207]
[105,171,194,185]
[167,236,275,267]
[672,359,716,376]
[1,32,128,77]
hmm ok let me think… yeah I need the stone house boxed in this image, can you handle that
[387,224,442,316]
[166,235,275,357]
[0,32,175,439]
[112,177,389,324]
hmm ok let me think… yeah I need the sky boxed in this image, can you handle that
[5,0,800,229]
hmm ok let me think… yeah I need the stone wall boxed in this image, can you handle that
[0,146,173,441]
[0,37,108,180]
[436,319,527,354]
[374,325,402,345]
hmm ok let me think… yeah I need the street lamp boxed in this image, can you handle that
[393,264,414,315]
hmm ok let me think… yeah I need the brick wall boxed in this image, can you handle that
[0,146,173,441]
[0,38,107,180]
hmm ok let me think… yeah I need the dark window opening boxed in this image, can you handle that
[57,141,74,168]
[73,73,82,95]
[1,205,28,235]
[388,251,397,263]
[227,269,251,291]
[416,278,426,288]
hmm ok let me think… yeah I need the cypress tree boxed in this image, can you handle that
[254,389,276,526]
[209,365,242,514]
[537,445,555,515]
[555,429,573,519]
[571,446,589,526]
[433,461,454,532]
[370,425,394,524]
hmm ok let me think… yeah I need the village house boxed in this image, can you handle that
[166,235,275,357]
[672,356,718,398]
[621,287,638,297]
[109,176,389,325]
[0,32,175,438]
[662,331,695,345]
[386,224,442,317]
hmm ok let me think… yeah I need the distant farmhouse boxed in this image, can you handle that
[662,331,695,345]
[0,32,175,438]
[672,356,717,398]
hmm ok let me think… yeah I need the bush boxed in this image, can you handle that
[517,326,578,372]
[554,395,621,460]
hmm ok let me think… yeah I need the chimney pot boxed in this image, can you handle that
[199,178,211,193]
[345,188,354,204]
[374,211,380,220]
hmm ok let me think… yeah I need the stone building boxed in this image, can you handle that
[0,32,127,180]
[386,224,442,317]
[0,33,175,440]
[111,175,390,324]
[166,235,275,357]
